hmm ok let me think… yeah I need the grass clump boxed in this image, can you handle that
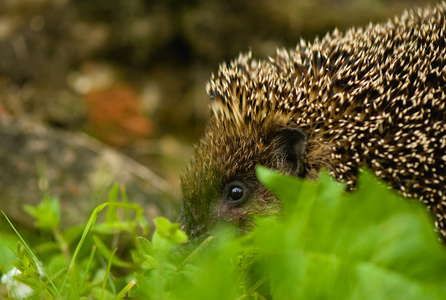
[1,168,446,299]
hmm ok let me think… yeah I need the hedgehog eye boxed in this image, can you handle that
[229,186,244,201]
[225,181,249,205]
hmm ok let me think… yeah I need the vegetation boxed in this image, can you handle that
[1,168,446,299]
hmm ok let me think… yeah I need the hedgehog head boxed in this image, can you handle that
[179,52,308,238]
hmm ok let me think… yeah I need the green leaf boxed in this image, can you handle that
[137,237,154,256]
[141,254,158,270]
[255,167,446,299]
[136,237,158,270]
[23,196,60,231]
[153,217,188,250]
[94,221,137,234]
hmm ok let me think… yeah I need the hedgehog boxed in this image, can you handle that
[179,3,446,241]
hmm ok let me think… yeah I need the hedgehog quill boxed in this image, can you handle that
[179,3,446,241]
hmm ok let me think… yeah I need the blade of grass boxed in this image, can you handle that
[93,235,133,268]
[1,210,62,299]
[176,236,214,273]
[60,202,143,296]
[101,248,118,300]
[120,185,130,221]
[235,279,266,300]
[106,184,120,223]
[114,280,136,300]
[79,245,97,291]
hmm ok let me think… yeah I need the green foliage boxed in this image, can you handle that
[253,167,446,299]
[23,196,60,231]
[146,167,446,300]
[1,168,446,299]
[1,184,147,299]
[134,217,192,299]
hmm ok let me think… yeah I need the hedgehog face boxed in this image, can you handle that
[178,52,310,238]
[179,120,307,238]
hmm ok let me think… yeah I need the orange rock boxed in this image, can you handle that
[84,84,153,146]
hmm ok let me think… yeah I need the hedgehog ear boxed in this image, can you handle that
[276,127,307,177]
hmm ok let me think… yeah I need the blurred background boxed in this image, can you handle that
[0,0,437,229]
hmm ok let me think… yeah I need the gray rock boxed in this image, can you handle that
[0,117,177,229]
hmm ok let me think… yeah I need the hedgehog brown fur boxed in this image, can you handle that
[179,3,446,240]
